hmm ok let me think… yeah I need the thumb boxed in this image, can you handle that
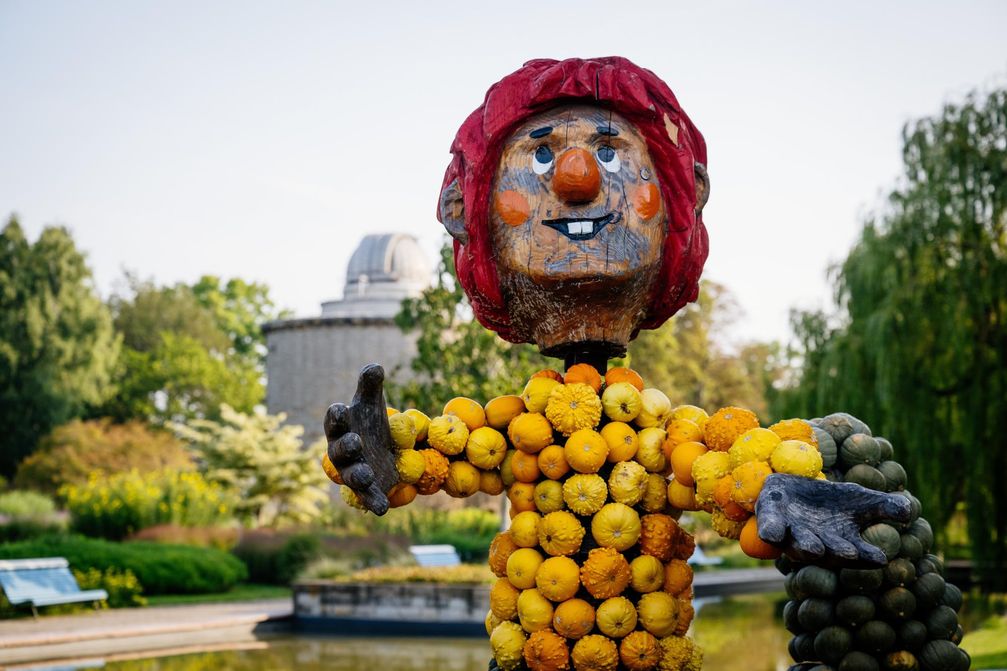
[353,364,386,408]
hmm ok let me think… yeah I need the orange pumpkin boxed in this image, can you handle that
[537,444,570,480]
[523,629,570,671]
[532,369,564,383]
[564,429,609,473]
[552,598,595,640]
[488,531,520,577]
[619,630,661,671]
[508,482,537,513]
[580,547,631,599]
[739,515,782,560]
[564,362,603,393]
[604,366,645,391]
[662,559,693,596]
[511,449,542,483]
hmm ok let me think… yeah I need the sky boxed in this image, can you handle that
[2,1,1005,346]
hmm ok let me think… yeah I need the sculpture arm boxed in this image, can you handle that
[322,363,507,515]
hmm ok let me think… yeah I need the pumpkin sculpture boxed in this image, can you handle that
[320,58,968,671]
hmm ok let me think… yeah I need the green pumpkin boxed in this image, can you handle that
[940,583,963,611]
[883,558,917,587]
[845,464,887,492]
[877,461,907,492]
[906,519,933,554]
[841,433,882,467]
[796,565,840,598]
[855,619,897,655]
[878,587,917,621]
[897,620,928,651]
[836,595,876,627]
[790,633,818,662]
[840,650,880,671]
[799,597,836,632]
[917,553,944,577]
[813,426,839,468]
[883,650,919,671]
[912,572,946,609]
[862,523,902,561]
[918,640,968,671]
[841,568,884,594]
[898,534,923,561]
[820,413,859,444]
[784,599,803,634]
[815,625,854,666]
[875,437,894,462]
[925,605,959,640]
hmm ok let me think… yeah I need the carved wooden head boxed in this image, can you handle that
[438,57,709,359]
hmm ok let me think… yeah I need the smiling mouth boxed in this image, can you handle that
[542,212,621,241]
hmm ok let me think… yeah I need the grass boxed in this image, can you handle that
[962,612,1007,670]
[146,583,291,606]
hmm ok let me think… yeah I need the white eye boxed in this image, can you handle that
[532,145,554,175]
[597,145,620,173]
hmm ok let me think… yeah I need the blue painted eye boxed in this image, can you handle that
[533,145,554,175]
[597,146,620,173]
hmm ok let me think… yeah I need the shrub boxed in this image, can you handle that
[340,564,494,584]
[232,529,408,584]
[129,524,238,550]
[73,567,147,608]
[15,419,192,496]
[0,490,57,519]
[371,508,501,562]
[173,405,329,527]
[0,490,65,543]
[62,469,235,540]
[0,535,247,594]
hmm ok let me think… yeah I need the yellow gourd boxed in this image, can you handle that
[534,555,580,601]
[546,383,603,436]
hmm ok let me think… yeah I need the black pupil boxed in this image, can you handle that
[598,146,616,163]
[535,145,553,164]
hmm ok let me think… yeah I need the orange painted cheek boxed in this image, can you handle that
[631,183,661,220]
[494,190,531,226]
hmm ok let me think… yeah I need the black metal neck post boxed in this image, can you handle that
[562,342,613,374]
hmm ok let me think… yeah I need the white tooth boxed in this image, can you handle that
[574,221,590,234]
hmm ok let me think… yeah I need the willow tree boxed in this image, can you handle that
[777,87,1007,585]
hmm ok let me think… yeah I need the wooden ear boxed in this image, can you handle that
[439,178,468,244]
[694,162,710,215]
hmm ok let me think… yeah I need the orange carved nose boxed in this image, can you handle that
[552,147,601,204]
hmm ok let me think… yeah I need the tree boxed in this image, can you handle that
[14,418,192,496]
[388,241,551,414]
[629,281,774,417]
[776,87,1007,584]
[104,274,284,423]
[173,405,329,528]
[0,217,120,477]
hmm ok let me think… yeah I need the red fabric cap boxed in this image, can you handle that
[438,56,709,344]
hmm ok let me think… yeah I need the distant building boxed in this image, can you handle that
[263,233,432,441]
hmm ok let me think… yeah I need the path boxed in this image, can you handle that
[0,598,291,667]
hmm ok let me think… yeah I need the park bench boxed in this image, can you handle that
[409,544,461,567]
[0,557,108,618]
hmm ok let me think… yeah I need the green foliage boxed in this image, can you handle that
[73,567,147,608]
[173,405,329,527]
[231,531,322,584]
[128,524,239,550]
[629,281,782,417]
[62,469,235,540]
[0,535,248,594]
[104,274,286,424]
[776,86,1007,585]
[371,507,501,563]
[0,490,56,519]
[15,418,192,495]
[388,241,550,414]
[0,217,120,477]
[190,275,290,370]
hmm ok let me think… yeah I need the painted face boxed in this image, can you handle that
[490,105,666,286]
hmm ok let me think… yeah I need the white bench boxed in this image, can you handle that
[409,544,461,567]
[0,558,108,618]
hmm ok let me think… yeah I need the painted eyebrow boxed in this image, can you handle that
[529,127,553,139]
[596,125,619,136]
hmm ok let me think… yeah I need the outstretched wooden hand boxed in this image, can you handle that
[757,473,911,568]
[324,364,400,516]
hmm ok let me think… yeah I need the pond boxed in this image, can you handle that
[53,594,796,671]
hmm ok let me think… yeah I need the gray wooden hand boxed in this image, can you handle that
[756,473,911,567]
[323,363,400,516]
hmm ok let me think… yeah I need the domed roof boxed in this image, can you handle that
[321,233,432,318]
[345,233,431,288]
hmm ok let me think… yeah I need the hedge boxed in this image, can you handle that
[0,535,247,594]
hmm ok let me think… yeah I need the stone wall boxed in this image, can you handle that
[264,317,418,443]
[294,581,489,636]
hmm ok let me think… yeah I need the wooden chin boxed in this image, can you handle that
[499,264,659,360]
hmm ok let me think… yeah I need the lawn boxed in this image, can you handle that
[146,583,291,606]
[962,613,1007,670]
